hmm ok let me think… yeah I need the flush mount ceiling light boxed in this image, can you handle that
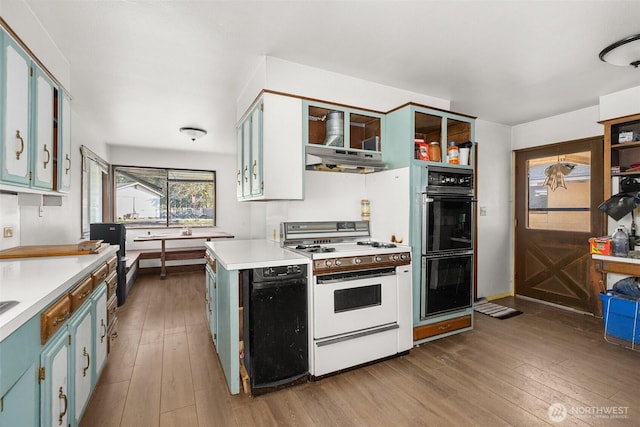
[179,126,207,142]
[599,33,640,68]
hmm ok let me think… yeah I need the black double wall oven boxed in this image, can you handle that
[421,166,475,318]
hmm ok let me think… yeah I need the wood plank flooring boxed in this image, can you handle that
[80,272,640,426]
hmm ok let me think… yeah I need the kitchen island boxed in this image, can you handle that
[204,239,310,394]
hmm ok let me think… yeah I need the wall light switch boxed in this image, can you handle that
[3,227,13,238]
[479,206,488,216]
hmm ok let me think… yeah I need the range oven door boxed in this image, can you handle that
[421,251,473,319]
[422,194,474,254]
[313,267,398,339]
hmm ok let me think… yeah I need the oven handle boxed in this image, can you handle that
[252,278,306,290]
[316,323,399,347]
[423,193,477,203]
[316,267,396,284]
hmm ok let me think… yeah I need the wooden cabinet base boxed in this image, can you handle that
[413,315,472,342]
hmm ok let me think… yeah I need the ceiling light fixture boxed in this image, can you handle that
[599,33,640,68]
[179,126,207,142]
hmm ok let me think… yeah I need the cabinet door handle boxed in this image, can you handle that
[252,160,257,179]
[244,165,248,182]
[82,347,90,377]
[237,170,241,185]
[58,387,68,425]
[65,154,71,174]
[52,310,70,326]
[15,130,24,160]
[43,144,50,169]
[100,319,107,343]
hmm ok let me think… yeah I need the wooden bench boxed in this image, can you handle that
[127,247,206,277]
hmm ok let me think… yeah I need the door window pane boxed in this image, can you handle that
[527,151,591,232]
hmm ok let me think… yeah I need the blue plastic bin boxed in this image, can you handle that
[599,292,640,346]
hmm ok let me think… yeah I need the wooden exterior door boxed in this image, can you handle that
[514,136,604,314]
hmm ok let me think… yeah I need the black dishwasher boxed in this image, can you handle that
[242,264,308,395]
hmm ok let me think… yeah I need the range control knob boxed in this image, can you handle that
[335,259,342,266]
[392,254,400,261]
[354,258,362,265]
[400,253,409,260]
[324,259,333,268]
[374,255,383,262]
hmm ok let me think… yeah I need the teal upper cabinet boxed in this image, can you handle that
[236,91,303,201]
[385,103,475,170]
[1,33,32,186]
[304,100,385,170]
[0,27,68,193]
[32,67,56,190]
[58,93,72,193]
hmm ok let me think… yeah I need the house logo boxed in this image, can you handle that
[548,403,568,422]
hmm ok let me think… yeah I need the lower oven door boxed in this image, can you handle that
[421,251,473,319]
[314,267,398,339]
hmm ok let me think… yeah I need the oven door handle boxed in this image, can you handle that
[316,323,399,347]
[252,278,306,290]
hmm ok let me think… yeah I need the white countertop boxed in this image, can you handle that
[0,246,119,342]
[205,239,310,270]
[592,254,640,264]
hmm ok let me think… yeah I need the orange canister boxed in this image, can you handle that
[428,141,441,162]
[447,141,459,164]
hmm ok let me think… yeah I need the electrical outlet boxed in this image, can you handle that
[3,227,13,238]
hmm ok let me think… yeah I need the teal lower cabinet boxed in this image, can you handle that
[0,363,39,427]
[40,330,70,427]
[69,302,93,425]
[92,283,108,385]
[209,262,239,395]
[205,262,218,350]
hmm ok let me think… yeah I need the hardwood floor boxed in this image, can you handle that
[80,272,640,426]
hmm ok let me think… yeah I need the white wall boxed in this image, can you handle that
[237,57,451,120]
[475,120,512,298]
[512,105,602,150]
[600,85,640,122]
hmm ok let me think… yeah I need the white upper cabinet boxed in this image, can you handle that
[236,91,303,201]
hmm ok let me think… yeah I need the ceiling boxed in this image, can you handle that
[22,1,640,155]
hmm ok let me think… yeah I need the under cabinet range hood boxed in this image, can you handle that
[305,145,387,174]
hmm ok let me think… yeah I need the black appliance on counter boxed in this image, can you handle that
[90,223,128,306]
[421,166,475,318]
[242,264,308,395]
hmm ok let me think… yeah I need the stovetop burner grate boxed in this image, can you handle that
[357,241,397,249]
[295,244,336,253]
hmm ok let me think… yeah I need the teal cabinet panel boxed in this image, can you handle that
[57,93,72,193]
[0,315,40,398]
[215,264,239,395]
[205,262,218,349]
[0,362,38,427]
[40,330,70,427]
[250,103,263,196]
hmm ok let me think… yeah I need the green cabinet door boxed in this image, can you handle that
[40,330,70,427]
[0,363,39,427]
[69,303,93,425]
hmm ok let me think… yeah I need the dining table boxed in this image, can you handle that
[133,231,234,279]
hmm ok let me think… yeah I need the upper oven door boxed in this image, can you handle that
[314,268,398,339]
[423,194,475,254]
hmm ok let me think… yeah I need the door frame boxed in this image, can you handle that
[513,135,604,314]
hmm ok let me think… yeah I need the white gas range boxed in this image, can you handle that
[281,221,413,377]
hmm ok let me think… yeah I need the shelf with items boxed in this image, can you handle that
[385,103,475,170]
[602,113,640,199]
[304,100,384,153]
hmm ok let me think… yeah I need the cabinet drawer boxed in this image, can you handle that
[106,271,117,300]
[107,295,117,326]
[106,255,118,273]
[70,276,94,311]
[92,263,109,287]
[40,295,72,344]
[413,315,472,342]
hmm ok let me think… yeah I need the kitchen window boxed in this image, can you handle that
[113,166,216,228]
[80,146,111,238]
